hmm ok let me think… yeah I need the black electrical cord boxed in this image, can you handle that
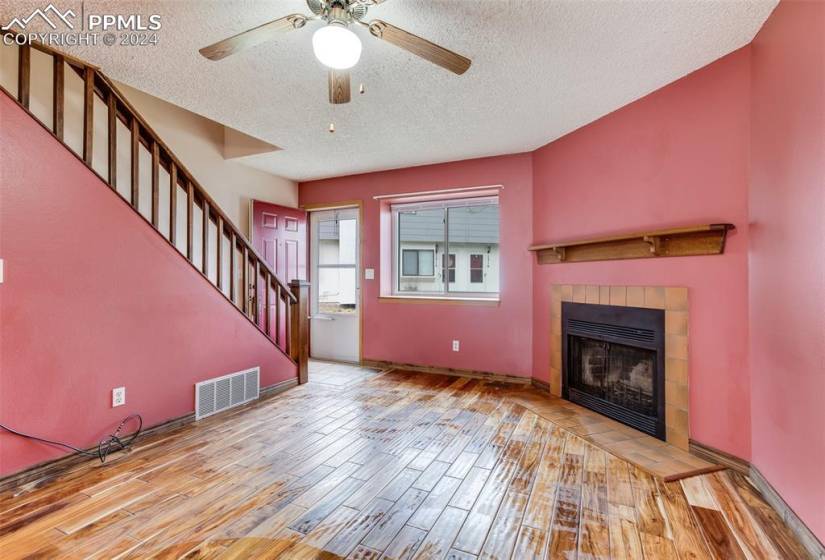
[0,414,143,464]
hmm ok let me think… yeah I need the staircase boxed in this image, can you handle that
[0,39,309,382]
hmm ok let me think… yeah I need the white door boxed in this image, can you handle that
[310,208,360,362]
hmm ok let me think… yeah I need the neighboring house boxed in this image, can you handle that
[397,205,500,294]
[318,217,358,307]
[317,204,501,301]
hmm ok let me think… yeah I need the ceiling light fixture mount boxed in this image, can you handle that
[199,0,471,105]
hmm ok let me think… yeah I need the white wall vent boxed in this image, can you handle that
[195,367,260,420]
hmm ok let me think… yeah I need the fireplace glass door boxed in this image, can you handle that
[562,302,666,440]
[568,337,657,418]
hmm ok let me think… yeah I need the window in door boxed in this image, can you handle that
[443,253,456,283]
[317,215,357,314]
[470,254,484,283]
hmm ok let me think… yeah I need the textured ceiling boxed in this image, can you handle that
[0,1,777,181]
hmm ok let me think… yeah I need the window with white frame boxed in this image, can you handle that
[392,196,499,297]
[401,249,435,277]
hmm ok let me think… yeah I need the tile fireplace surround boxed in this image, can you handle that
[550,284,690,449]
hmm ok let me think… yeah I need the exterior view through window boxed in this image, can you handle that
[393,196,499,297]
[401,249,435,276]
[444,254,456,283]
[470,254,484,283]
[317,215,358,314]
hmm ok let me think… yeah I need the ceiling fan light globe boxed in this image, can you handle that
[312,25,362,70]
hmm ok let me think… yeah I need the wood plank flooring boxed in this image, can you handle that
[0,362,810,559]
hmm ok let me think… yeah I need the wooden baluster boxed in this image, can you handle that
[151,141,160,227]
[229,232,237,306]
[216,217,224,291]
[17,44,30,108]
[82,67,94,165]
[130,118,139,207]
[169,163,178,246]
[242,246,249,317]
[52,55,64,139]
[107,92,117,188]
[202,200,210,276]
[285,292,291,356]
[186,181,194,261]
[264,273,271,336]
[289,280,310,384]
[275,284,281,347]
[254,258,260,325]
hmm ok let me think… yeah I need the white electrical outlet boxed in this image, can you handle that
[112,387,126,407]
[452,340,460,352]
[365,268,375,280]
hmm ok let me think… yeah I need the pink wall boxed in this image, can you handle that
[531,49,752,459]
[749,0,825,540]
[299,154,534,378]
[0,95,297,476]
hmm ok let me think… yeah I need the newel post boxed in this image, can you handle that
[289,280,310,384]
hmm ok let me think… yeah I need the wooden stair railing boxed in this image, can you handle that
[1,40,309,383]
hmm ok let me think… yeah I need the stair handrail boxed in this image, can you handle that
[1,36,308,381]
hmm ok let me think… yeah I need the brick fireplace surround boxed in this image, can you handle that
[550,284,690,450]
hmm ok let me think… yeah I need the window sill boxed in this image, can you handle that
[378,295,500,306]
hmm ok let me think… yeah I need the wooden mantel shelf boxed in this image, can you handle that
[528,223,735,264]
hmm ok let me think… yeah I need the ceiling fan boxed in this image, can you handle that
[199,0,472,104]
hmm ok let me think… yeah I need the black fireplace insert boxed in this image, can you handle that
[562,302,666,440]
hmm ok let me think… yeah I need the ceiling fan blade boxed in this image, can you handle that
[368,20,471,75]
[329,69,351,104]
[199,14,307,61]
